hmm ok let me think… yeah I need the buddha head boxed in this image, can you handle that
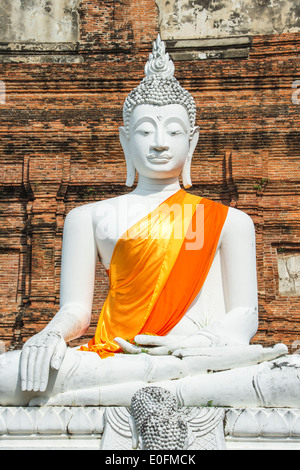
[119,35,199,188]
[129,386,188,450]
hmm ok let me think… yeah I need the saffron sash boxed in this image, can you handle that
[81,189,228,358]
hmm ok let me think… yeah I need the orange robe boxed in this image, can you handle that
[81,189,228,358]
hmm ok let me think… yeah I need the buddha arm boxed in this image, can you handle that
[202,207,259,345]
[45,206,98,342]
[20,206,98,393]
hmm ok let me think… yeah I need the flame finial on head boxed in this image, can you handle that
[144,35,175,79]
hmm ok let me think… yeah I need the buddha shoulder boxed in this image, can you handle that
[63,195,129,231]
[221,206,255,242]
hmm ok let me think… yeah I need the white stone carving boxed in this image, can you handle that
[144,34,175,79]
[123,34,196,140]
[129,386,189,450]
[1,405,300,450]
[101,387,226,450]
[225,407,300,450]
[0,30,267,408]
[182,407,226,450]
[100,407,135,450]
[0,406,104,450]
[1,36,300,452]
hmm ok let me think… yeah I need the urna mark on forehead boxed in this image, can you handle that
[123,35,197,137]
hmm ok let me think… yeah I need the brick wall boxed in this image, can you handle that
[0,1,299,351]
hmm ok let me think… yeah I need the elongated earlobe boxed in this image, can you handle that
[182,154,192,188]
[119,126,136,187]
[125,156,136,187]
[182,126,199,189]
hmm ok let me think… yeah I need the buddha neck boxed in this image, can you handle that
[132,175,181,198]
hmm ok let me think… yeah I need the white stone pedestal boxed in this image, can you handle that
[225,408,300,450]
[1,406,300,450]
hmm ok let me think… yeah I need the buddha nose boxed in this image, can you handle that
[151,129,169,152]
[152,145,169,152]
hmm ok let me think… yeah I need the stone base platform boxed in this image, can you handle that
[0,406,300,450]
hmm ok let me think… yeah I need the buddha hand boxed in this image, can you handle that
[20,328,67,393]
[114,333,212,356]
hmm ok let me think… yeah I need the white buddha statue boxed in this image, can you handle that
[0,36,298,409]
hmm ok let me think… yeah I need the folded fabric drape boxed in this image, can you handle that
[81,189,228,358]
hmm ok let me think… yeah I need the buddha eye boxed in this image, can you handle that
[135,125,154,137]
[166,124,185,136]
[168,129,184,137]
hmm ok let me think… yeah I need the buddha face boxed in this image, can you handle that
[120,104,199,183]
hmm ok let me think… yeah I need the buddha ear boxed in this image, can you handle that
[119,126,136,187]
[182,126,199,189]
[189,126,200,155]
